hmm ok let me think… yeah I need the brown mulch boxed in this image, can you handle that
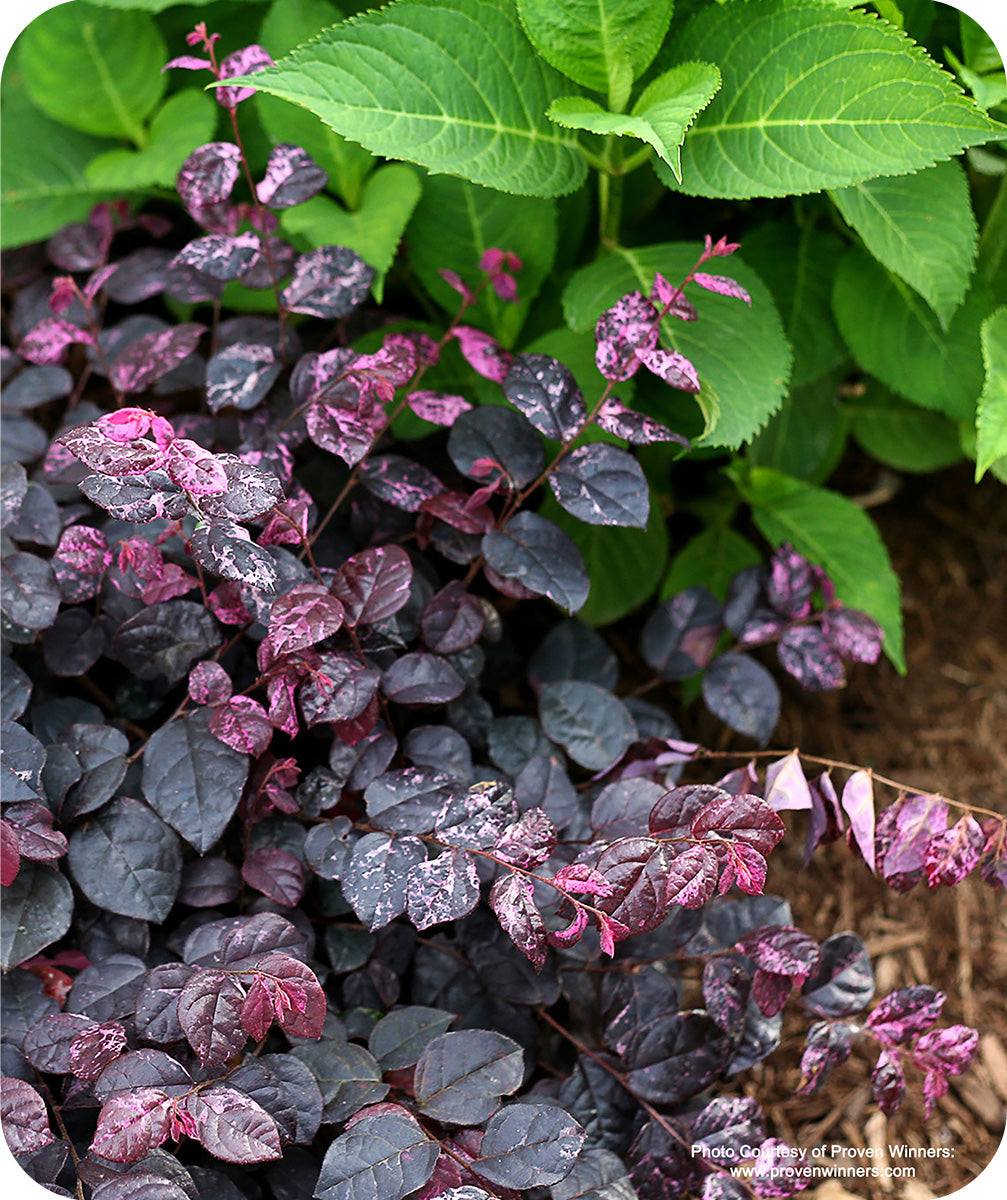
[753,463,1007,1198]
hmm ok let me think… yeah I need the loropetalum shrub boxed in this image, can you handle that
[3,19,1007,1200]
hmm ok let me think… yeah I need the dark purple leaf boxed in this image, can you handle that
[281,246,374,318]
[623,1012,729,1104]
[627,1119,698,1200]
[777,625,845,691]
[109,324,205,394]
[414,1029,523,1124]
[359,455,442,512]
[176,143,242,211]
[3,801,66,864]
[133,965,197,1045]
[171,233,260,283]
[1,552,60,631]
[766,544,814,618]
[489,874,548,970]
[422,582,485,654]
[93,1049,191,1104]
[691,792,786,858]
[67,797,182,923]
[300,653,381,726]
[797,1021,852,1095]
[111,600,221,684]
[703,954,753,1037]
[801,931,874,1016]
[178,857,241,908]
[592,837,671,937]
[23,1012,95,1073]
[871,1048,905,1115]
[448,406,544,489]
[79,472,183,523]
[693,1095,764,1160]
[641,586,723,680]
[257,143,327,208]
[549,443,649,528]
[539,680,635,771]
[382,652,465,705]
[206,343,281,412]
[1,863,73,969]
[594,292,658,380]
[184,1086,281,1162]
[342,832,426,930]
[331,545,413,626]
[473,1102,584,1188]
[292,1039,387,1123]
[702,653,780,745]
[142,709,250,853]
[105,249,173,304]
[218,912,309,968]
[246,952,326,1039]
[242,847,306,907]
[925,815,985,886]
[2,365,72,411]
[368,1008,455,1071]
[602,966,678,1056]
[90,1088,172,1163]
[177,969,246,1067]
[0,1077,54,1155]
[314,1108,438,1200]
[866,986,945,1046]
[365,767,458,834]
[502,354,587,442]
[408,848,480,930]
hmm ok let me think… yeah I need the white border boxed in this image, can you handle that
[1,1,1005,1199]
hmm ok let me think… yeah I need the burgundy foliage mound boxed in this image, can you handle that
[1,21,1003,1200]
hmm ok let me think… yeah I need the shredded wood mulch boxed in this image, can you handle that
[759,462,1007,1198]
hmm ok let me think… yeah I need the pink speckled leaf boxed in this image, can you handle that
[866,985,945,1045]
[925,815,984,887]
[452,326,513,383]
[268,583,345,655]
[109,323,205,394]
[407,390,472,426]
[594,292,658,380]
[637,346,701,392]
[407,848,480,931]
[489,873,548,971]
[52,526,111,602]
[165,439,228,496]
[595,397,688,446]
[216,45,275,108]
[257,143,327,209]
[692,273,751,304]
[189,661,232,705]
[209,696,274,756]
[19,317,93,364]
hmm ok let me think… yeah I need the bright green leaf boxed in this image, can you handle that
[86,0,252,10]
[747,370,848,484]
[85,89,217,190]
[539,494,668,626]
[976,306,1007,479]
[280,164,422,300]
[829,161,977,328]
[517,0,674,93]
[735,466,904,671]
[832,247,993,419]
[548,61,720,182]
[563,243,792,448]
[256,0,376,209]
[1,80,116,250]
[662,0,1006,199]
[739,221,848,388]
[18,2,167,143]
[406,176,557,346]
[660,524,761,602]
[847,382,963,473]
[229,0,587,198]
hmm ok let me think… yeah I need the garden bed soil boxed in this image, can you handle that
[755,462,1006,1198]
